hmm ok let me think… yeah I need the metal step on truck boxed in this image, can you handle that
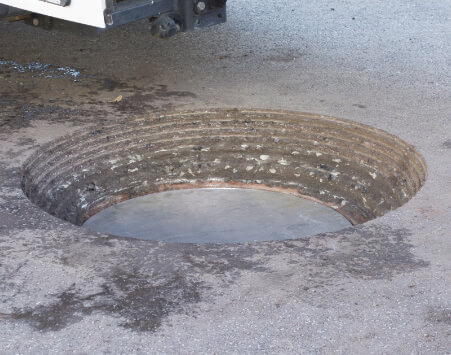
[0,0,227,37]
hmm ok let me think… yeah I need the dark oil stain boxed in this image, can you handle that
[280,225,428,281]
[8,270,202,332]
[426,306,451,326]
[0,97,95,130]
[0,63,197,132]
[9,285,90,331]
[101,78,130,91]
[109,86,196,115]
[353,104,367,109]
[263,50,305,63]
[0,218,429,333]
[442,139,451,149]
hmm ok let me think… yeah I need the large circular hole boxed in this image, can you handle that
[22,109,427,242]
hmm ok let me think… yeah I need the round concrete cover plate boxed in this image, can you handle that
[83,188,351,243]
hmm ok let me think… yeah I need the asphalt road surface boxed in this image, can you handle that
[0,0,450,353]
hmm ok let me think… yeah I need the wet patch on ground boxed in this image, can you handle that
[0,223,428,333]
[0,97,92,130]
[7,270,202,332]
[108,85,197,115]
[278,225,428,282]
[0,59,198,132]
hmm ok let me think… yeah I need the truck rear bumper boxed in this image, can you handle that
[106,0,226,31]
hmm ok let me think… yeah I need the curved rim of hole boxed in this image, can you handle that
[21,108,428,244]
